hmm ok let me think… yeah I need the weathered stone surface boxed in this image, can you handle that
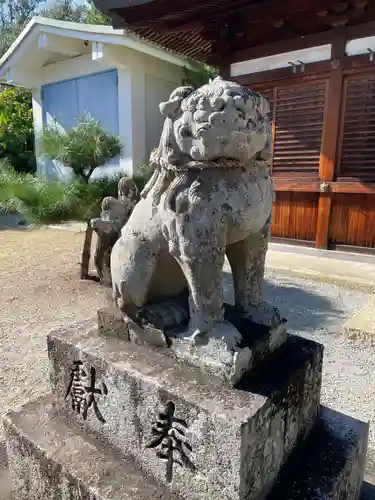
[97,303,287,385]
[170,306,287,384]
[0,443,11,500]
[267,406,369,500]
[127,316,170,348]
[110,77,285,351]
[47,321,322,500]
[97,305,129,340]
[4,394,178,500]
[2,396,369,500]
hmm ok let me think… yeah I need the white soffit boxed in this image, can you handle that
[230,44,332,77]
[346,36,375,56]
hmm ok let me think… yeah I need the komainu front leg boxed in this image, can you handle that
[174,249,225,338]
[168,210,227,340]
[226,217,283,329]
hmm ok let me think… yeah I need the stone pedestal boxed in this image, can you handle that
[3,313,369,500]
[97,305,288,385]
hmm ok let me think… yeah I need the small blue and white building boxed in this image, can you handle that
[0,17,191,180]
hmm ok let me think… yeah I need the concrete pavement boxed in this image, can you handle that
[265,243,375,292]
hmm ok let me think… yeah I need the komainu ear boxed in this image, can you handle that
[159,86,195,118]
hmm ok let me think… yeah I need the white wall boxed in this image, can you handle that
[32,44,184,179]
[109,45,184,171]
[145,74,177,157]
[142,54,183,163]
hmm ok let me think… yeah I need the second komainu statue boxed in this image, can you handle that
[110,76,286,384]
[91,178,139,286]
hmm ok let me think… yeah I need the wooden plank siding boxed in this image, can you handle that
[330,194,375,248]
[233,24,375,251]
[271,192,319,241]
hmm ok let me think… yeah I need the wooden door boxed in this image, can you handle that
[329,71,375,249]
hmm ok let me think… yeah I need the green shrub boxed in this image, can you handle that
[0,168,67,222]
[0,86,36,174]
[0,166,121,224]
[0,149,155,227]
[67,174,122,221]
[134,163,153,192]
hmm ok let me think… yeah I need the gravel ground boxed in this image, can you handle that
[0,228,374,477]
[0,228,108,441]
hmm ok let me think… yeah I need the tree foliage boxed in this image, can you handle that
[0,0,44,56]
[182,62,218,89]
[0,0,110,57]
[83,0,110,25]
[39,115,123,183]
[0,86,35,173]
[0,1,112,173]
[40,0,87,23]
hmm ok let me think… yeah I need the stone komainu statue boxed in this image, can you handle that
[91,177,139,286]
[111,76,281,341]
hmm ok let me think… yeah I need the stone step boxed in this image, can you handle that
[3,396,368,500]
[46,320,323,500]
[266,406,368,500]
[3,394,179,500]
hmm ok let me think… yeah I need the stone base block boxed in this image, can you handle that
[97,305,128,339]
[267,406,369,500]
[4,398,368,500]
[3,395,177,500]
[47,321,322,500]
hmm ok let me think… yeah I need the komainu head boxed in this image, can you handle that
[157,76,271,167]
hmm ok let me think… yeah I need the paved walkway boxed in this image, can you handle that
[266,242,375,292]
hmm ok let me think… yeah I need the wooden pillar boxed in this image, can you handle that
[316,30,345,249]
[219,64,231,79]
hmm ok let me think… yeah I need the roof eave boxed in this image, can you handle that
[0,16,194,77]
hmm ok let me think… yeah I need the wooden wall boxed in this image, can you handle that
[330,194,375,248]
[232,25,375,251]
[272,192,319,242]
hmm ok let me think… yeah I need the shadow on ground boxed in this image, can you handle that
[0,214,28,230]
[223,270,357,335]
